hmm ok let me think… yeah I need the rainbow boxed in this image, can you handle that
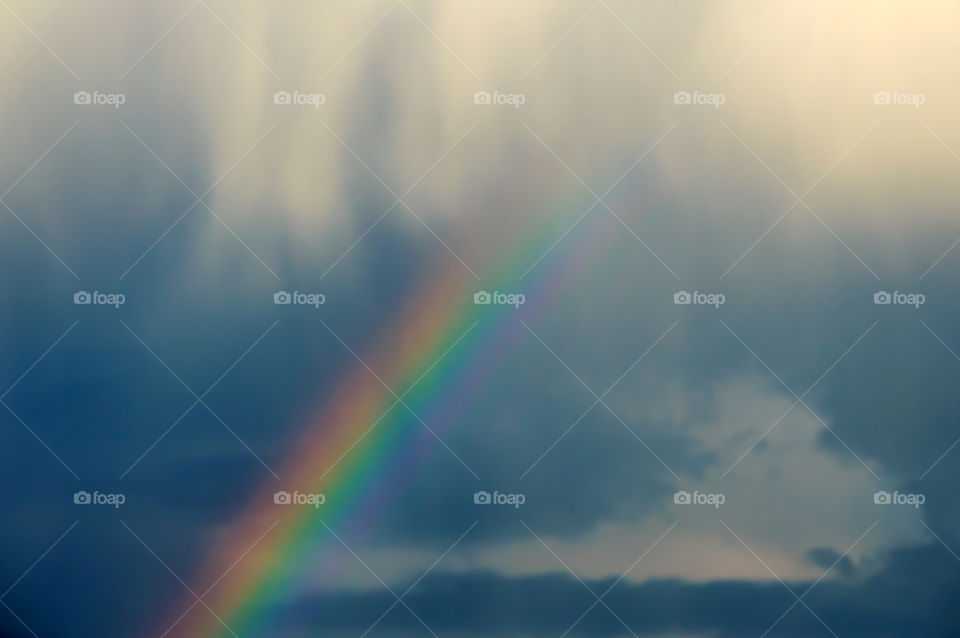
[158,202,619,638]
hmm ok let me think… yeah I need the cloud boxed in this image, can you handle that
[2,2,960,638]
[807,546,858,579]
[275,543,960,637]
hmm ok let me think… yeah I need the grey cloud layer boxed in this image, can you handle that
[2,2,960,637]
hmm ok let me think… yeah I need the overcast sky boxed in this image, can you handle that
[1,2,959,637]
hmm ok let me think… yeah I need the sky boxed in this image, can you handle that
[1,1,959,637]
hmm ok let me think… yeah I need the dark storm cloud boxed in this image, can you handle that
[807,546,857,579]
[0,157,446,638]
[338,161,960,550]
[8,140,960,558]
[3,7,960,638]
[277,543,960,638]
[5,129,960,638]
